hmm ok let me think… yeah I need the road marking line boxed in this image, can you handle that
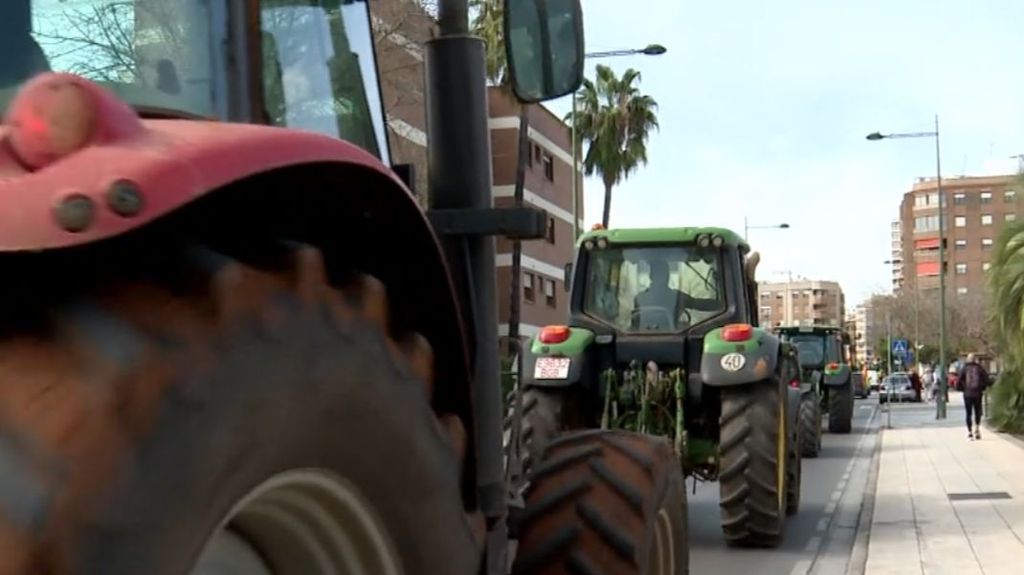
[789,559,813,575]
[805,535,822,553]
[817,517,830,531]
[825,501,837,514]
[830,491,842,503]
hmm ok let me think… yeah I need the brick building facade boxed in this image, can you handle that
[898,174,1020,297]
[757,279,846,328]
[489,87,583,346]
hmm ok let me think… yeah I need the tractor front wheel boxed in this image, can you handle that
[0,243,481,575]
[799,391,822,457]
[718,378,788,547]
[827,383,854,433]
[511,430,688,575]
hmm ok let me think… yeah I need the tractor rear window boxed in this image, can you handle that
[582,245,726,333]
[789,333,841,366]
[3,0,227,118]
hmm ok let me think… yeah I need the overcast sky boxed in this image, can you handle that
[543,0,1024,307]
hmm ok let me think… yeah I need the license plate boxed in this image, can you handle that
[534,357,571,380]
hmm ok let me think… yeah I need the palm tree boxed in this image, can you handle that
[470,0,507,85]
[987,173,1024,431]
[568,64,659,227]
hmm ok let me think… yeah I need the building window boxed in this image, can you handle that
[955,263,967,275]
[983,262,991,272]
[543,278,556,307]
[954,239,967,250]
[1006,190,1017,202]
[953,192,966,205]
[982,238,993,250]
[1007,213,1017,222]
[542,153,554,182]
[914,215,940,231]
[981,191,992,204]
[545,216,556,244]
[957,287,968,295]
[981,214,993,226]
[533,143,542,164]
[523,272,535,302]
[954,216,966,228]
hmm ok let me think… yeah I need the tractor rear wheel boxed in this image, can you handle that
[0,242,481,575]
[503,386,586,481]
[827,383,854,433]
[786,415,802,516]
[511,430,688,575]
[799,391,822,457]
[718,378,788,547]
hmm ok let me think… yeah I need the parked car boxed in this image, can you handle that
[853,372,869,399]
[879,372,917,403]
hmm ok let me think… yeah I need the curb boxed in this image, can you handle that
[984,420,1024,453]
[844,424,883,575]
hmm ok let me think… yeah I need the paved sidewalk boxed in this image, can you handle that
[864,393,1024,575]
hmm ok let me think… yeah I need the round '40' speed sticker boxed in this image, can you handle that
[720,352,746,372]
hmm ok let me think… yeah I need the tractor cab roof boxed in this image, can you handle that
[578,226,748,250]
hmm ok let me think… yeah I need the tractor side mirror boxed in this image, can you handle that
[563,262,573,292]
[504,0,585,103]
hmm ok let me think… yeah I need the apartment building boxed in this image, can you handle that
[489,87,583,349]
[898,174,1020,297]
[757,279,846,329]
[848,303,880,365]
[890,220,903,291]
[370,0,435,200]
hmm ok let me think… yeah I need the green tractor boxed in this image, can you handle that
[774,326,855,459]
[507,226,804,549]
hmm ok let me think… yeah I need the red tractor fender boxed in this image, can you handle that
[0,74,476,483]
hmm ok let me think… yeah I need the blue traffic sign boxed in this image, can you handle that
[892,339,909,358]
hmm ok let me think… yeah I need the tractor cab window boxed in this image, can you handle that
[789,336,824,366]
[2,0,227,118]
[582,245,726,333]
[259,0,388,161]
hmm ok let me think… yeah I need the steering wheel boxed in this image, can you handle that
[676,308,693,328]
[631,306,676,330]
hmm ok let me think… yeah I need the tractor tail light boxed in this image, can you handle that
[827,362,840,371]
[789,379,801,389]
[722,323,753,342]
[539,325,571,344]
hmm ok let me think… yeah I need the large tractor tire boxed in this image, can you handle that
[503,386,585,482]
[718,378,788,548]
[511,430,688,575]
[0,243,481,575]
[827,383,854,434]
[786,412,802,516]
[799,391,822,457]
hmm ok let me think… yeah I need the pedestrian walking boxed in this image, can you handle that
[909,370,923,402]
[956,354,991,440]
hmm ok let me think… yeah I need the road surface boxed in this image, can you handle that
[688,397,881,575]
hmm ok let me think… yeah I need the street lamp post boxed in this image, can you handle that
[571,44,667,240]
[744,216,790,241]
[867,115,947,419]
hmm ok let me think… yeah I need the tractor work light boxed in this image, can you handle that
[697,234,711,248]
[583,240,595,250]
[539,325,571,344]
[711,234,724,247]
[597,238,608,249]
[721,323,753,342]
[7,78,98,169]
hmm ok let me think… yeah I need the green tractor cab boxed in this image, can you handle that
[774,326,855,454]
[510,226,804,548]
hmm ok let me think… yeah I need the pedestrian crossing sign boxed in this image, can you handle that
[892,339,909,358]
